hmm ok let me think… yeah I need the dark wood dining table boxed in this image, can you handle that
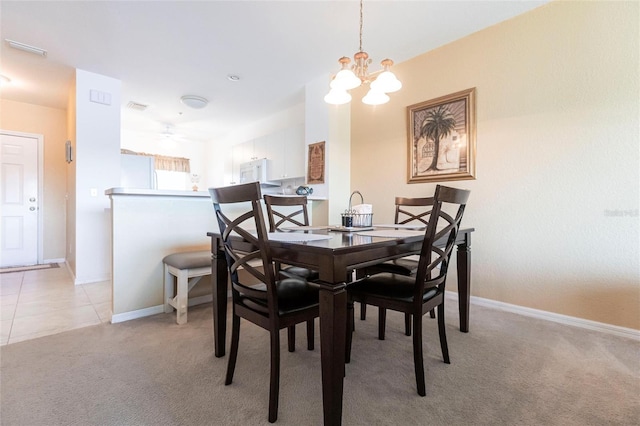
[208,226,474,426]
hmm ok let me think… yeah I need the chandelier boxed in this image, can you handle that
[324,0,402,106]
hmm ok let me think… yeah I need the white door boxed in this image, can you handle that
[0,133,39,267]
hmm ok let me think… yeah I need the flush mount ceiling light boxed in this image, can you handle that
[227,74,240,82]
[324,0,401,106]
[180,95,208,109]
[5,39,47,57]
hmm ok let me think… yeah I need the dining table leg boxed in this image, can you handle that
[456,232,471,333]
[318,281,347,426]
[211,236,228,357]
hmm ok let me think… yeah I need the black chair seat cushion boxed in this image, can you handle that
[366,258,419,276]
[240,277,319,315]
[162,250,211,269]
[348,272,439,303]
[281,266,320,281]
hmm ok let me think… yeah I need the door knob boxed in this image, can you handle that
[29,197,36,202]
[29,207,36,211]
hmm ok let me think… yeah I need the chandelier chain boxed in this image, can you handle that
[359,0,363,52]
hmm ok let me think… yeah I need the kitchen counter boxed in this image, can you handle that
[107,188,217,323]
[106,187,325,323]
[105,188,210,197]
[105,187,326,200]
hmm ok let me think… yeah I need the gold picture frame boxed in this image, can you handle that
[407,88,476,183]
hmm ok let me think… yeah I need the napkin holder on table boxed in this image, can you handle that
[340,191,373,228]
[349,204,373,227]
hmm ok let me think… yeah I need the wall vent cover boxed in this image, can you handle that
[126,101,148,111]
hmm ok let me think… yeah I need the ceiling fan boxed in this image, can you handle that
[158,123,189,142]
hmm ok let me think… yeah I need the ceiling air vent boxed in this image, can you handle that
[126,101,148,111]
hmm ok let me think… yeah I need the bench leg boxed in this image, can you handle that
[165,263,209,325]
[164,264,174,314]
[176,269,189,325]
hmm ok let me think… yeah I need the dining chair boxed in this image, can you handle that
[210,182,320,423]
[357,196,435,338]
[263,194,320,282]
[346,185,470,396]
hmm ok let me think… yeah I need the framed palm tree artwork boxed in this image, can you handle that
[407,88,476,183]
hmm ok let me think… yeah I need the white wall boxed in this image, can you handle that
[72,69,121,284]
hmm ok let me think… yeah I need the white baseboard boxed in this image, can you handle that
[111,294,214,324]
[60,260,110,285]
[111,290,639,340]
[448,291,640,341]
[64,261,75,281]
[111,305,165,324]
[74,275,111,285]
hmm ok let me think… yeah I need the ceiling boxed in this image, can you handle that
[0,1,548,144]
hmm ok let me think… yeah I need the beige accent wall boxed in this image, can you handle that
[350,1,639,329]
[0,99,68,261]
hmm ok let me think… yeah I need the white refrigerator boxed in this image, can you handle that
[120,154,156,189]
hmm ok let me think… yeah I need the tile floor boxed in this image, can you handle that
[0,264,111,346]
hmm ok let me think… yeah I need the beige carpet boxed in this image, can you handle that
[1,299,638,425]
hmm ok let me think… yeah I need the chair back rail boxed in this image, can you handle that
[395,196,434,226]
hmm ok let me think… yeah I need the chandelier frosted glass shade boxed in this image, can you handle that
[370,60,402,93]
[362,88,390,105]
[330,58,362,91]
[324,88,352,105]
[370,71,402,93]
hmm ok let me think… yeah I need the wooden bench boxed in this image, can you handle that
[163,250,211,324]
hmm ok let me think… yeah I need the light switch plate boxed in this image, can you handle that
[90,89,112,105]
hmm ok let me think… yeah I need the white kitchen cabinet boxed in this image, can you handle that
[266,132,285,181]
[228,144,244,184]
[234,141,251,162]
[228,125,305,184]
[252,137,269,161]
[267,126,305,181]
[236,139,268,162]
[285,126,305,179]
